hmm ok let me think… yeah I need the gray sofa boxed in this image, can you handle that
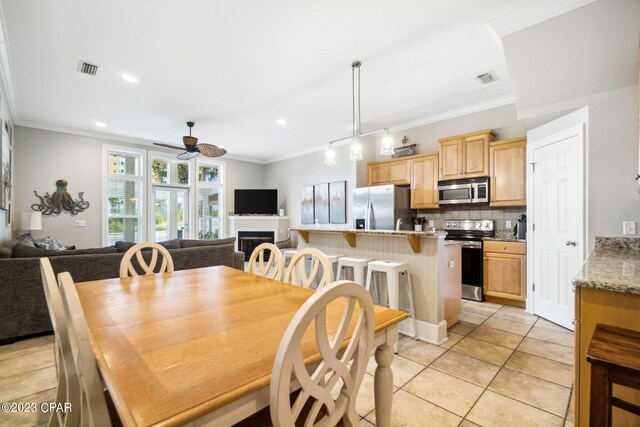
[0,238,244,343]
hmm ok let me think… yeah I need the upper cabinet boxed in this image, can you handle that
[438,129,496,180]
[489,137,527,207]
[368,159,410,186]
[410,152,439,209]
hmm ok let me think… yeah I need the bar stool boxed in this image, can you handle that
[586,323,640,426]
[283,249,298,267]
[337,256,373,286]
[325,254,342,279]
[365,260,418,348]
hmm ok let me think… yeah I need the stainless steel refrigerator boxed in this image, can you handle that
[353,185,413,230]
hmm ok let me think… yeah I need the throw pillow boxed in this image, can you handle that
[34,236,66,251]
[0,239,18,258]
[16,233,36,247]
[180,237,236,248]
[115,241,136,253]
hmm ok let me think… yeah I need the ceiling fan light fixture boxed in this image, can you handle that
[380,129,394,155]
[153,121,227,159]
[177,151,199,161]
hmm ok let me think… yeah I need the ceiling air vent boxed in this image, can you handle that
[476,72,498,85]
[77,61,99,76]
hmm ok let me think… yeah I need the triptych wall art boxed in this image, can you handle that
[300,181,346,224]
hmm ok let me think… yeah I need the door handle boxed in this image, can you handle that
[565,241,576,247]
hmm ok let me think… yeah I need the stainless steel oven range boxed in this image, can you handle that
[444,219,494,301]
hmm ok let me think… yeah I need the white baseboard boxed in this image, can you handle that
[398,318,448,345]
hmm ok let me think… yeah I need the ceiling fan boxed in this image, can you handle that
[154,121,227,160]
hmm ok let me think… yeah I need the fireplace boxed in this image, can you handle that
[238,231,275,261]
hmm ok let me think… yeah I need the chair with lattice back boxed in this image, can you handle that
[119,242,175,278]
[271,280,375,426]
[247,243,285,281]
[283,248,334,289]
[58,271,113,426]
[40,258,81,427]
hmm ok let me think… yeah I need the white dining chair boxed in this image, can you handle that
[119,242,175,278]
[270,280,375,426]
[283,248,334,290]
[247,243,285,281]
[58,271,113,427]
[40,258,81,427]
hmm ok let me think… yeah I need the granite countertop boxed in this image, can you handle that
[572,237,640,295]
[290,227,447,238]
[483,236,526,243]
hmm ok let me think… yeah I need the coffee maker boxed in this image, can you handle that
[514,214,527,239]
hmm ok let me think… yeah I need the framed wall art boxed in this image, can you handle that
[329,180,346,224]
[313,183,329,224]
[300,185,314,224]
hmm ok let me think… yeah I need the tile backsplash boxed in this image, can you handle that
[418,206,526,232]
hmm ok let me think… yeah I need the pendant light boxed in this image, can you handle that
[325,61,394,165]
[380,129,394,155]
[350,61,363,161]
[324,143,336,166]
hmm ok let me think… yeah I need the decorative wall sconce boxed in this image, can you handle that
[31,179,90,216]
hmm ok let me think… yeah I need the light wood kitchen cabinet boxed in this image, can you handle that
[490,137,527,207]
[438,129,496,180]
[410,152,439,209]
[367,159,410,186]
[483,241,526,307]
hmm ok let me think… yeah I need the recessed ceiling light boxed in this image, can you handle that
[276,119,287,126]
[95,122,107,127]
[121,74,138,83]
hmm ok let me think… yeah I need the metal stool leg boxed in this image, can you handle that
[403,270,418,340]
[353,265,365,286]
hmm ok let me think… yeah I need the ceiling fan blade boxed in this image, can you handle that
[197,143,227,157]
[154,142,186,151]
[177,151,199,161]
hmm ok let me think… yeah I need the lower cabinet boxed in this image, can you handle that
[483,241,526,307]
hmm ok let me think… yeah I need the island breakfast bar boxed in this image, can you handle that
[290,228,461,344]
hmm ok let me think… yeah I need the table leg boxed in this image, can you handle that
[374,327,397,427]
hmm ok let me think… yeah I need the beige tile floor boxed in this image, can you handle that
[0,300,575,426]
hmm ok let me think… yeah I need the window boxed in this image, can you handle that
[196,161,224,239]
[149,156,191,241]
[104,149,144,245]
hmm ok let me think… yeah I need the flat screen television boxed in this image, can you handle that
[234,189,278,215]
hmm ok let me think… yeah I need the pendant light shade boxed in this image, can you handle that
[324,144,336,166]
[350,138,363,161]
[380,129,394,155]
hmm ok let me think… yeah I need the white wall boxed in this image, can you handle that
[264,144,354,228]
[13,126,265,248]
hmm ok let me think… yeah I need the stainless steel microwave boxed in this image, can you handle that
[438,177,489,205]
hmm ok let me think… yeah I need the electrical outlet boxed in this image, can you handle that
[623,221,636,235]
[75,220,86,227]
[505,220,512,229]
[428,219,434,227]
[448,260,455,268]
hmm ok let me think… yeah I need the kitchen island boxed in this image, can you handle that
[290,228,461,344]
[572,237,640,426]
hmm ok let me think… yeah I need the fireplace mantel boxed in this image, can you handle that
[228,216,289,249]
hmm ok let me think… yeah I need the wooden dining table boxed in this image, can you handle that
[75,265,408,427]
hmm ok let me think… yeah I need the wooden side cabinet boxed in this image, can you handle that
[490,137,527,207]
[438,129,496,181]
[410,152,439,209]
[483,241,526,307]
[367,159,410,186]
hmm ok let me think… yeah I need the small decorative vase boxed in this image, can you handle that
[414,224,422,231]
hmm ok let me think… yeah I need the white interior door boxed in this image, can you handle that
[528,109,586,331]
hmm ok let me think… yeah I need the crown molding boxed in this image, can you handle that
[264,95,516,164]
[15,120,267,164]
[488,0,598,38]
